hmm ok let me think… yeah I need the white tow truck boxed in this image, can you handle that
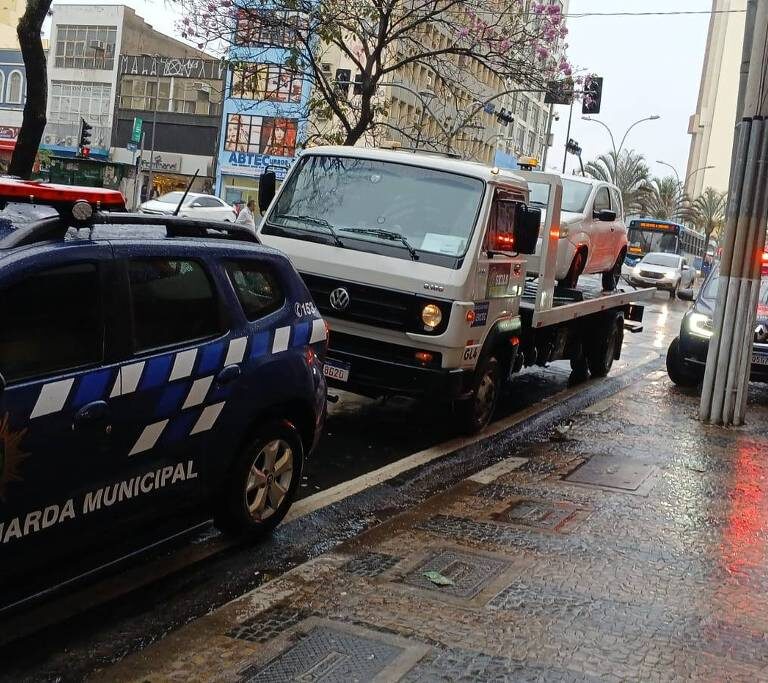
[257,147,655,433]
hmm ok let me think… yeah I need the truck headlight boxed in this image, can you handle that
[688,312,713,338]
[421,303,443,330]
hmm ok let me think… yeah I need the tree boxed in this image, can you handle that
[584,149,650,216]
[691,187,727,247]
[8,0,53,178]
[176,0,573,149]
[643,176,691,222]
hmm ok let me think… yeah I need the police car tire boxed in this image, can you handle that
[215,420,304,537]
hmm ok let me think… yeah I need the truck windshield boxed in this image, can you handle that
[268,155,484,258]
[528,179,592,213]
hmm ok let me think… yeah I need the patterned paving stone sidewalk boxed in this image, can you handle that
[93,371,768,682]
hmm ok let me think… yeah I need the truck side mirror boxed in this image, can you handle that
[514,204,541,255]
[258,170,276,214]
[0,372,5,397]
[595,209,617,222]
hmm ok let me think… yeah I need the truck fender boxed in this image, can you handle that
[473,317,522,378]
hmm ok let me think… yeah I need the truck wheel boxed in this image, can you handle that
[558,248,586,289]
[602,250,625,292]
[666,337,701,388]
[214,420,303,537]
[586,314,622,377]
[456,355,500,434]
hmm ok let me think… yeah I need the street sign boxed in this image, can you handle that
[127,141,138,152]
[131,117,143,143]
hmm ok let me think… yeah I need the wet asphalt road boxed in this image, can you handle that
[0,286,690,680]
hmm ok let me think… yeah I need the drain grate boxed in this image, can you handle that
[238,624,406,682]
[495,500,580,531]
[228,606,309,643]
[340,551,401,577]
[399,548,510,599]
[565,456,657,494]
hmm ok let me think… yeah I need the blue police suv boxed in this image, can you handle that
[0,180,327,608]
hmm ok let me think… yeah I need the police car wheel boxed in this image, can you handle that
[666,337,701,388]
[215,421,303,536]
[456,356,500,435]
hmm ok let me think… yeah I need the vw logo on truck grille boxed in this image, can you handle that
[329,287,351,311]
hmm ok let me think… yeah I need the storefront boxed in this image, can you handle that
[218,148,295,206]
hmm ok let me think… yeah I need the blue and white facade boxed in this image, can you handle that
[215,10,312,205]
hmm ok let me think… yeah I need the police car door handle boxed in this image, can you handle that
[216,364,241,386]
[73,400,110,429]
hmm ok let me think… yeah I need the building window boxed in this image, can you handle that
[120,77,219,115]
[54,25,117,70]
[5,70,21,104]
[224,113,297,157]
[234,9,305,48]
[527,131,535,156]
[48,80,112,147]
[230,63,302,103]
[0,72,6,104]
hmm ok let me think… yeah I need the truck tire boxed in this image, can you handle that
[214,420,303,537]
[456,355,501,434]
[558,248,586,289]
[586,314,622,377]
[666,337,701,388]
[602,249,625,292]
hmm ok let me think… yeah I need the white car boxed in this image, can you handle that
[628,252,695,298]
[527,175,628,290]
[139,192,237,222]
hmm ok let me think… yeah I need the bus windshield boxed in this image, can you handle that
[267,155,485,259]
[628,227,679,254]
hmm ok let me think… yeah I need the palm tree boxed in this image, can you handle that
[691,188,727,248]
[584,149,651,216]
[642,176,691,222]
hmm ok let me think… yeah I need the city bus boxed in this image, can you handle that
[624,219,707,270]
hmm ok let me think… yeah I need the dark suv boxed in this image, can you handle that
[0,181,327,606]
[667,263,768,386]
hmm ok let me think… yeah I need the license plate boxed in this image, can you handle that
[323,359,351,382]
[752,353,768,366]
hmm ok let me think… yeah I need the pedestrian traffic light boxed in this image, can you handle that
[582,76,603,115]
[79,118,92,156]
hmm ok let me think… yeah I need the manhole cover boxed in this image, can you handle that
[239,624,409,682]
[340,551,401,577]
[399,548,509,599]
[566,456,656,493]
[495,500,579,531]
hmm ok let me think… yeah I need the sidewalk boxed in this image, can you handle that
[94,369,768,682]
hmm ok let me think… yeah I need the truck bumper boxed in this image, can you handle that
[325,334,473,399]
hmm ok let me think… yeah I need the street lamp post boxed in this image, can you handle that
[582,114,660,159]
[657,160,716,192]
[143,54,162,202]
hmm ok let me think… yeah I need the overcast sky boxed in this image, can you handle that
[51,0,715,181]
[550,0,712,180]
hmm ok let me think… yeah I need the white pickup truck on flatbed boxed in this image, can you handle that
[257,147,655,433]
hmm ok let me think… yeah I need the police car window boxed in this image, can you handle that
[226,261,284,321]
[128,259,222,352]
[0,264,102,383]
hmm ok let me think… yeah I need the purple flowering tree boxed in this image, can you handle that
[173,0,573,149]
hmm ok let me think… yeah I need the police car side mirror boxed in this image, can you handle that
[595,209,617,222]
[514,204,541,255]
[678,288,695,301]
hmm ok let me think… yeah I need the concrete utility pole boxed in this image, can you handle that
[700,0,768,425]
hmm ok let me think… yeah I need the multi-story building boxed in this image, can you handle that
[44,4,208,161]
[111,53,225,203]
[215,9,312,205]
[0,0,29,168]
[685,0,747,196]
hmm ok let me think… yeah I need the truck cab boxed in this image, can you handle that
[257,147,541,433]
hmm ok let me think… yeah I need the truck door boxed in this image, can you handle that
[590,185,614,270]
[0,247,117,589]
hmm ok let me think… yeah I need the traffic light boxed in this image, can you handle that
[566,138,582,156]
[582,76,603,115]
[79,118,92,157]
[544,78,574,105]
